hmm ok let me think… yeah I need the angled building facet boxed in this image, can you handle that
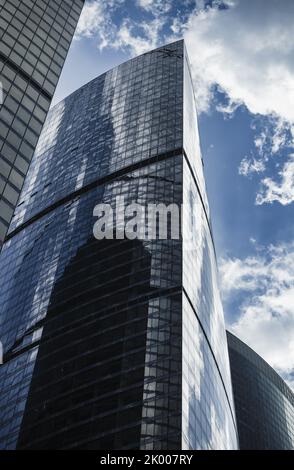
[227,331,294,450]
[0,0,85,245]
[0,41,238,450]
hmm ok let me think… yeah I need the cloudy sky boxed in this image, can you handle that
[53,0,294,387]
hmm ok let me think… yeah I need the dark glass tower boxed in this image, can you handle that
[0,0,84,245]
[227,331,294,449]
[0,41,238,450]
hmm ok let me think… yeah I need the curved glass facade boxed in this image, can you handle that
[227,331,294,449]
[0,40,238,449]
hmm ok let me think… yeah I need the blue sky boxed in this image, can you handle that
[53,0,294,386]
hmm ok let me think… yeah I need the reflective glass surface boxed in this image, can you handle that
[228,331,294,450]
[0,0,84,244]
[0,40,238,449]
[181,45,237,449]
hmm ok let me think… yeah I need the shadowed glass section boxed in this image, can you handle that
[17,238,152,449]
[0,154,183,449]
[227,331,294,449]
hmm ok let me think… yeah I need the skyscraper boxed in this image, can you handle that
[0,0,84,245]
[0,41,238,450]
[227,331,294,449]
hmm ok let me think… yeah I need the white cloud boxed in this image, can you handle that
[112,0,172,56]
[113,17,165,56]
[136,0,172,14]
[137,0,153,8]
[183,1,294,120]
[239,117,294,204]
[181,0,294,204]
[251,117,292,159]
[239,156,266,177]
[220,242,294,388]
[256,154,294,205]
[75,0,167,56]
[220,256,268,296]
[75,1,104,38]
[75,1,125,49]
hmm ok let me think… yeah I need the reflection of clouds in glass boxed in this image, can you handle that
[35,101,65,157]
[182,295,237,450]
[15,101,65,228]
[184,161,234,402]
[0,41,237,450]
[209,402,231,450]
[183,164,205,310]
[182,294,204,400]
[23,201,80,338]
[182,138,237,448]
[183,50,209,216]
[0,81,3,105]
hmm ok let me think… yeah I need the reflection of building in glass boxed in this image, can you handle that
[0,0,84,245]
[227,331,294,450]
[0,40,238,450]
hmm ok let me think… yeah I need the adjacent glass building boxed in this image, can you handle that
[0,0,84,245]
[0,40,238,450]
[227,331,294,449]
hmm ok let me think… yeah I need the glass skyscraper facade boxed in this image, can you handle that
[227,331,294,450]
[0,40,238,450]
[0,0,84,245]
